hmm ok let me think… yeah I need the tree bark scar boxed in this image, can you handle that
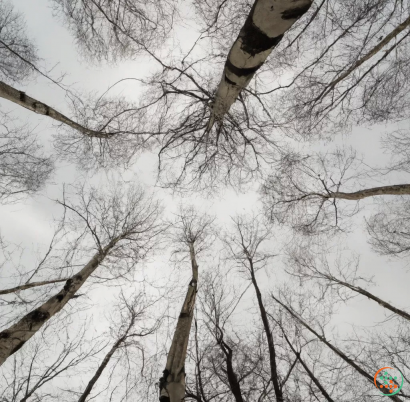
[226,59,263,77]
[282,4,311,20]
[56,294,64,302]
[179,312,190,318]
[64,278,73,291]
[224,74,237,86]
[45,105,50,116]
[25,309,51,326]
[159,397,170,402]
[19,91,26,102]
[0,331,10,339]
[10,340,26,355]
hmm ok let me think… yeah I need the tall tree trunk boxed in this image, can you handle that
[209,0,313,128]
[248,258,283,402]
[272,295,403,401]
[316,14,410,102]
[159,243,198,402]
[0,80,112,138]
[280,328,334,402]
[326,184,410,200]
[321,275,410,322]
[0,238,119,366]
[0,278,69,295]
[78,336,125,402]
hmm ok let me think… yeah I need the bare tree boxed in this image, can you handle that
[159,207,214,402]
[0,183,162,366]
[223,214,284,402]
[0,110,53,203]
[50,0,176,63]
[367,199,410,257]
[0,0,38,83]
[261,147,410,235]
[272,292,406,401]
[77,292,160,402]
[0,321,105,402]
[286,247,410,322]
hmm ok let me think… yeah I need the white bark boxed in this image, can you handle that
[0,80,112,138]
[209,0,313,127]
[159,243,198,402]
[0,238,119,366]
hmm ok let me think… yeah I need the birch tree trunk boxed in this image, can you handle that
[272,295,404,401]
[0,238,119,366]
[0,80,112,138]
[325,184,410,200]
[159,243,198,402]
[209,0,312,127]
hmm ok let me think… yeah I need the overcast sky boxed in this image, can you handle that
[1,0,410,399]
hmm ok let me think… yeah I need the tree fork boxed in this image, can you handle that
[272,295,404,401]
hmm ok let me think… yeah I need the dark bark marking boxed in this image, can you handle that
[45,105,50,116]
[25,309,51,327]
[19,91,26,102]
[179,312,190,318]
[74,274,83,281]
[10,340,26,355]
[159,397,170,402]
[282,4,311,20]
[226,59,263,77]
[63,278,73,291]
[240,20,284,55]
[0,331,10,339]
[224,75,237,86]
[56,294,64,302]
[238,1,284,55]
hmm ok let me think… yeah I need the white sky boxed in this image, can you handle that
[1,0,410,399]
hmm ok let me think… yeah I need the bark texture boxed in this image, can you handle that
[0,238,118,366]
[272,295,403,401]
[209,0,313,127]
[326,184,410,200]
[0,80,112,138]
[159,244,198,402]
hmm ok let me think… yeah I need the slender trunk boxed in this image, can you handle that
[272,295,403,401]
[281,329,334,402]
[219,339,244,402]
[209,0,312,127]
[326,184,410,200]
[317,14,410,102]
[0,238,119,366]
[248,259,283,402]
[0,81,112,139]
[0,278,69,295]
[323,275,410,322]
[78,337,124,402]
[159,243,198,402]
